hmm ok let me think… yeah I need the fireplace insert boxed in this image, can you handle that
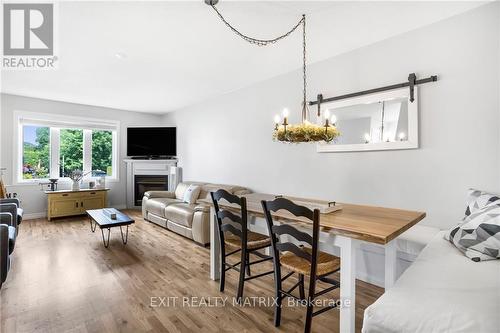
[134,175,168,206]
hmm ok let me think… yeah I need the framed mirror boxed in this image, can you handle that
[317,87,418,153]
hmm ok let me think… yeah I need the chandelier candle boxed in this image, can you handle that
[274,115,281,131]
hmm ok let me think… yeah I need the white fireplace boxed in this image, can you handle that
[124,159,181,208]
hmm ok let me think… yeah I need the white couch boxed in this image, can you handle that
[362,231,500,333]
[142,181,251,245]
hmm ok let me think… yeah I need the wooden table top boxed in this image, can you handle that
[200,192,426,245]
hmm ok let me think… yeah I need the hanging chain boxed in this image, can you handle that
[209,5,305,46]
[301,14,307,122]
[209,5,309,121]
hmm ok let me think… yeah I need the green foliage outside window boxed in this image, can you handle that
[92,130,113,176]
[23,126,50,179]
[60,129,83,177]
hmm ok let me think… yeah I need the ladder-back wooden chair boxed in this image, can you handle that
[261,197,341,333]
[210,189,273,301]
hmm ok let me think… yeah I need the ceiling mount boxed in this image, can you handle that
[204,0,218,5]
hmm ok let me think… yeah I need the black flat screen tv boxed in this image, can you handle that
[127,127,176,157]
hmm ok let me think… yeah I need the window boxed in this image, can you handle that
[92,130,113,177]
[22,125,50,179]
[59,128,84,177]
[15,112,119,183]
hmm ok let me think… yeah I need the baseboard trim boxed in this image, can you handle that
[23,212,47,220]
[356,271,384,288]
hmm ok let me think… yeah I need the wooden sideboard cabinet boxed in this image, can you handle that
[45,189,109,221]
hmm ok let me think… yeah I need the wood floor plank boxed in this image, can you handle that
[1,210,384,333]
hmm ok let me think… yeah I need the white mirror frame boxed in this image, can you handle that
[317,87,418,153]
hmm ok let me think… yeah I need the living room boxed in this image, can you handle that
[1,1,499,333]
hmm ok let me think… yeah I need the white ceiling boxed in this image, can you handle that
[1,1,486,114]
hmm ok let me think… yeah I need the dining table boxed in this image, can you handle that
[201,192,426,333]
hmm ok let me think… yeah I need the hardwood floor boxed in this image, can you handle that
[1,211,383,333]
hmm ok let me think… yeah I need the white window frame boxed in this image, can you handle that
[13,111,120,185]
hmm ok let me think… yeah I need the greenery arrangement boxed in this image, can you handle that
[273,122,340,143]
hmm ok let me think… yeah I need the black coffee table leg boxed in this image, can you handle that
[90,218,97,232]
[101,228,111,248]
[120,225,129,244]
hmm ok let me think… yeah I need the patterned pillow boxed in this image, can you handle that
[445,202,500,261]
[464,189,500,220]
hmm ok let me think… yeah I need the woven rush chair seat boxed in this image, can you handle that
[280,247,340,276]
[224,231,271,250]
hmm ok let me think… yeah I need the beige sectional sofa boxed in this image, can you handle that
[142,181,251,245]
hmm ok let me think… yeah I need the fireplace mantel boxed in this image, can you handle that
[124,159,180,209]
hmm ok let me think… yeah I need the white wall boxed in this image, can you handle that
[0,93,162,216]
[163,3,500,230]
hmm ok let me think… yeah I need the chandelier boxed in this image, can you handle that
[205,0,340,143]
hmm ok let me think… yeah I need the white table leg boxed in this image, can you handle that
[339,236,357,333]
[209,206,220,281]
[384,239,397,289]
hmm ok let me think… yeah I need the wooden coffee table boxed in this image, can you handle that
[87,208,135,248]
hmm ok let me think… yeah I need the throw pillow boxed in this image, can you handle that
[183,185,201,204]
[445,202,500,261]
[464,188,500,220]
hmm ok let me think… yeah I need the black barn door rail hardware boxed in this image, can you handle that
[309,73,438,116]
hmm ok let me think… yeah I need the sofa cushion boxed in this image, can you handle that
[198,184,244,201]
[17,208,23,225]
[146,198,181,217]
[8,225,16,254]
[167,220,193,239]
[362,232,500,333]
[231,187,252,196]
[0,204,17,227]
[396,225,440,257]
[165,203,196,227]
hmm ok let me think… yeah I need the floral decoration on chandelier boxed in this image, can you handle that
[273,109,340,143]
[273,121,340,143]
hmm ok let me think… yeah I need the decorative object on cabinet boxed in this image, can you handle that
[39,178,59,192]
[49,178,58,191]
[95,171,106,189]
[68,170,91,191]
